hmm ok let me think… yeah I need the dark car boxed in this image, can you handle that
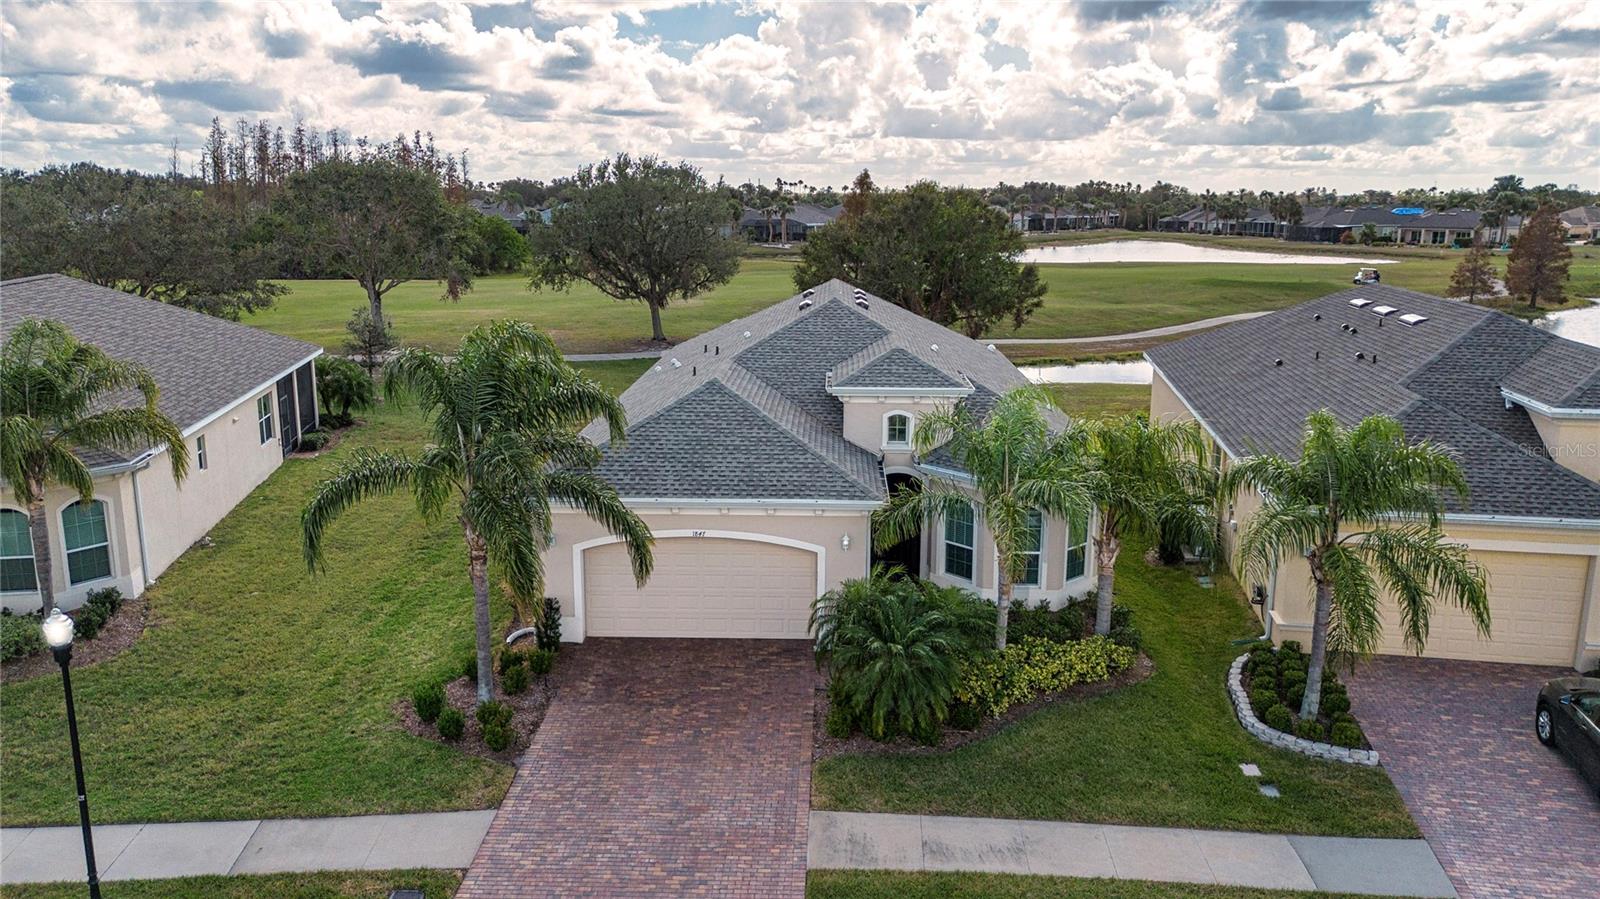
[1535,676,1600,792]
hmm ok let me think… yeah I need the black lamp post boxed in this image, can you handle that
[42,608,102,899]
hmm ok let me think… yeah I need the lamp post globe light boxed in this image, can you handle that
[42,608,102,899]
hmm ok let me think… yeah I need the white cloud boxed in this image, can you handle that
[0,0,1594,191]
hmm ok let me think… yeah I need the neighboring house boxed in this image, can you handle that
[1561,206,1600,241]
[545,280,1096,641]
[0,275,323,613]
[1147,285,1600,670]
[738,204,843,242]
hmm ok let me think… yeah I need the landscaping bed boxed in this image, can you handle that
[1238,642,1370,752]
[1,588,143,684]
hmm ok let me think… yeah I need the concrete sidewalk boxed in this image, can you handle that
[809,811,1457,898]
[988,311,1272,345]
[0,810,493,885]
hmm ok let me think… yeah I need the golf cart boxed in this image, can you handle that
[1352,267,1381,285]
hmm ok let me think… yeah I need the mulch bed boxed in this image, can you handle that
[395,672,554,764]
[289,419,363,458]
[1,594,150,684]
[811,652,1154,761]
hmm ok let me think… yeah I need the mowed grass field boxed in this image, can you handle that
[252,244,1600,354]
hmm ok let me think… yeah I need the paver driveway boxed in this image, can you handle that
[457,638,814,899]
[1344,657,1599,899]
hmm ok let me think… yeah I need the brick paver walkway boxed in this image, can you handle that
[457,638,814,898]
[1345,657,1599,899]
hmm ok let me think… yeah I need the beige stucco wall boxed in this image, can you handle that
[1523,408,1600,484]
[1150,369,1189,425]
[837,396,956,456]
[921,499,1096,608]
[2,386,292,614]
[547,506,873,639]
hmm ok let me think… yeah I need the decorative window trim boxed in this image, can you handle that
[0,508,37,593]
[60,499,113,586]
[882,410,914,449]
[942,501,975,582]
[257,395,274,445]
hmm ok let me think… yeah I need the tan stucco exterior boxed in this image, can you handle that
[3,386,295,614]
[1150,364,1600,670]
[1521,406,1600,483]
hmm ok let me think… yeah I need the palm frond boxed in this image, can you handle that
[547,471,654,584]
[301,449,418,570]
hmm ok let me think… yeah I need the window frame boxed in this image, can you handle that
[0,508,37,593]
[942,500,975,582]
[1065,508,1089,581]
[883,411,913,449]
[60,499,113,586]
[196,434,208,471]
[257,395,274,445]
[1016,509,1043,587]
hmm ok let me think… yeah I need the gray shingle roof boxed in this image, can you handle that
[833,347,967,389]
[1500,337,1600,409]
[1,274,323,465]
[581,279,1035,502]
[1147,285,1600,521]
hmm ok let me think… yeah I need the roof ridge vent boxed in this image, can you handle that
[1370,304,1398,316]
[854,297,869,309]
[798,298,814,310]
[1348,298,1373,308]
[802,288,816,298]
[670,358,682,368]
[1397,313,1428,326]
[930,343,939,351]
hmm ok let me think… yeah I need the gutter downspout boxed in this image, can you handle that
[129,460,153,592]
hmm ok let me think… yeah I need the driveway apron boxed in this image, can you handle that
[457,638,814,898]
[1345,656,1599,899]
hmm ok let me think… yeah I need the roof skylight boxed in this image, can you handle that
[1370,305,1398,316]
[1398,313,1429,326]
[1348,298,1373,308]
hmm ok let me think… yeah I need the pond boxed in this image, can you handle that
[1537,300,1600,348]
[1020,240,1398,266]
[1021,360,1152,385]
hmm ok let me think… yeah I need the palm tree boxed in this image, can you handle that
[1078,415,1218,636]
[2,320,189,615]
[301,320,653,703]
[874,387,1090,649]
[1224,411,1489,719]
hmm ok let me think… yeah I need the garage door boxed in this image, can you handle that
[583,537,818,639]
[1376,551,1588,666]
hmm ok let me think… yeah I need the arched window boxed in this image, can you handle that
[884,412,912,448]
[61,500,111,585]
[1,509,36,592]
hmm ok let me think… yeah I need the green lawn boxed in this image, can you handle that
[808,871,1384,899]
[1043,383,1151,419]
[810,540,1418,838]
[0,870,460,899]
[246,245,1599,355]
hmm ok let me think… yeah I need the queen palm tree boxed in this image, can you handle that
[1078,414,1219,636]
[2,320,189,615]
[1224,411,1489,719]
[301,320,652,703]
[874,387,1090,649]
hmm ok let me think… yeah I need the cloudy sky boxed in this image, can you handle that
[2,0,1596,192]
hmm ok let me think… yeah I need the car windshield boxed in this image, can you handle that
[1576,694,1600,721]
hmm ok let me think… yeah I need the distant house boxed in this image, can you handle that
[1561,206,1600,242]
[469,198,532,234]
[739,204,843,242]
[1006,206,1121,233]
[0,275,322,612]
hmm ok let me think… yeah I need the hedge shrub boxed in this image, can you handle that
[501,664,530,695]
[1330,721,1364,748]
[482,724,513,751]
[73,587,123,641]
[1,612,44,662]
[437,708,465,741]
[1264,703,1293,733]
[412,682,445,724]
[1294,718,1326,741]
[476,701,513,730]
[957,636,1135,717]
[823,702,855,739]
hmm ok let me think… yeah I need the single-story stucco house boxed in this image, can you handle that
[546,279,1097,642]
[1,274,323,613]
[1147,285,1600,671]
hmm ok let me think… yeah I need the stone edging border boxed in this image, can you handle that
[1227,653,1379,767]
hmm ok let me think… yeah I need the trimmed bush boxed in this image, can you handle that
[74,587,123,641]
[297,429,330,452]
[1109,624,1142,652]
[536,597,563,652]
[957,636,1136,717]
[412,682,445,724]
[1264,703,1294,733]
[527,649,556,677]
[461,654,479,683]
[482,724,513,752]
[1281,667,1307,689]
[1286,683,1305,711]
[1007,600,1078,644]
[908,717,941,747]
[1279,640,1303,655]
[948,702,981,731]
[1110,603,1135,631]
[1249,688,1278,718]
[1330,722,1364,748]
[1320,690,1352,717]
[1,612,44,662]
[476,701,513,730]
[501,664,530,695]
[437,708,465,741]
[1294,718,1326,741]
[823,701,855,739]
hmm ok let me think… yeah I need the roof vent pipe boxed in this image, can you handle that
[855,298,869,309]
[715,346,719,355]
[798,298,813,310]
[1313,313,1322,321]
[670,358,682,368]
[803,288,816,298]
[1356,352,1365,361]
[1274,359,1283,367]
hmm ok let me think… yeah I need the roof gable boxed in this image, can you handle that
[832,346,967,390]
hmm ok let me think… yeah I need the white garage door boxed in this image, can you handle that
[1377,551,1588,666]
[583,536,818,639]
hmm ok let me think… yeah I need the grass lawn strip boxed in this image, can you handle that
[0,869,460,899]
[810,536,1418,838]
[807,870,1388,899]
